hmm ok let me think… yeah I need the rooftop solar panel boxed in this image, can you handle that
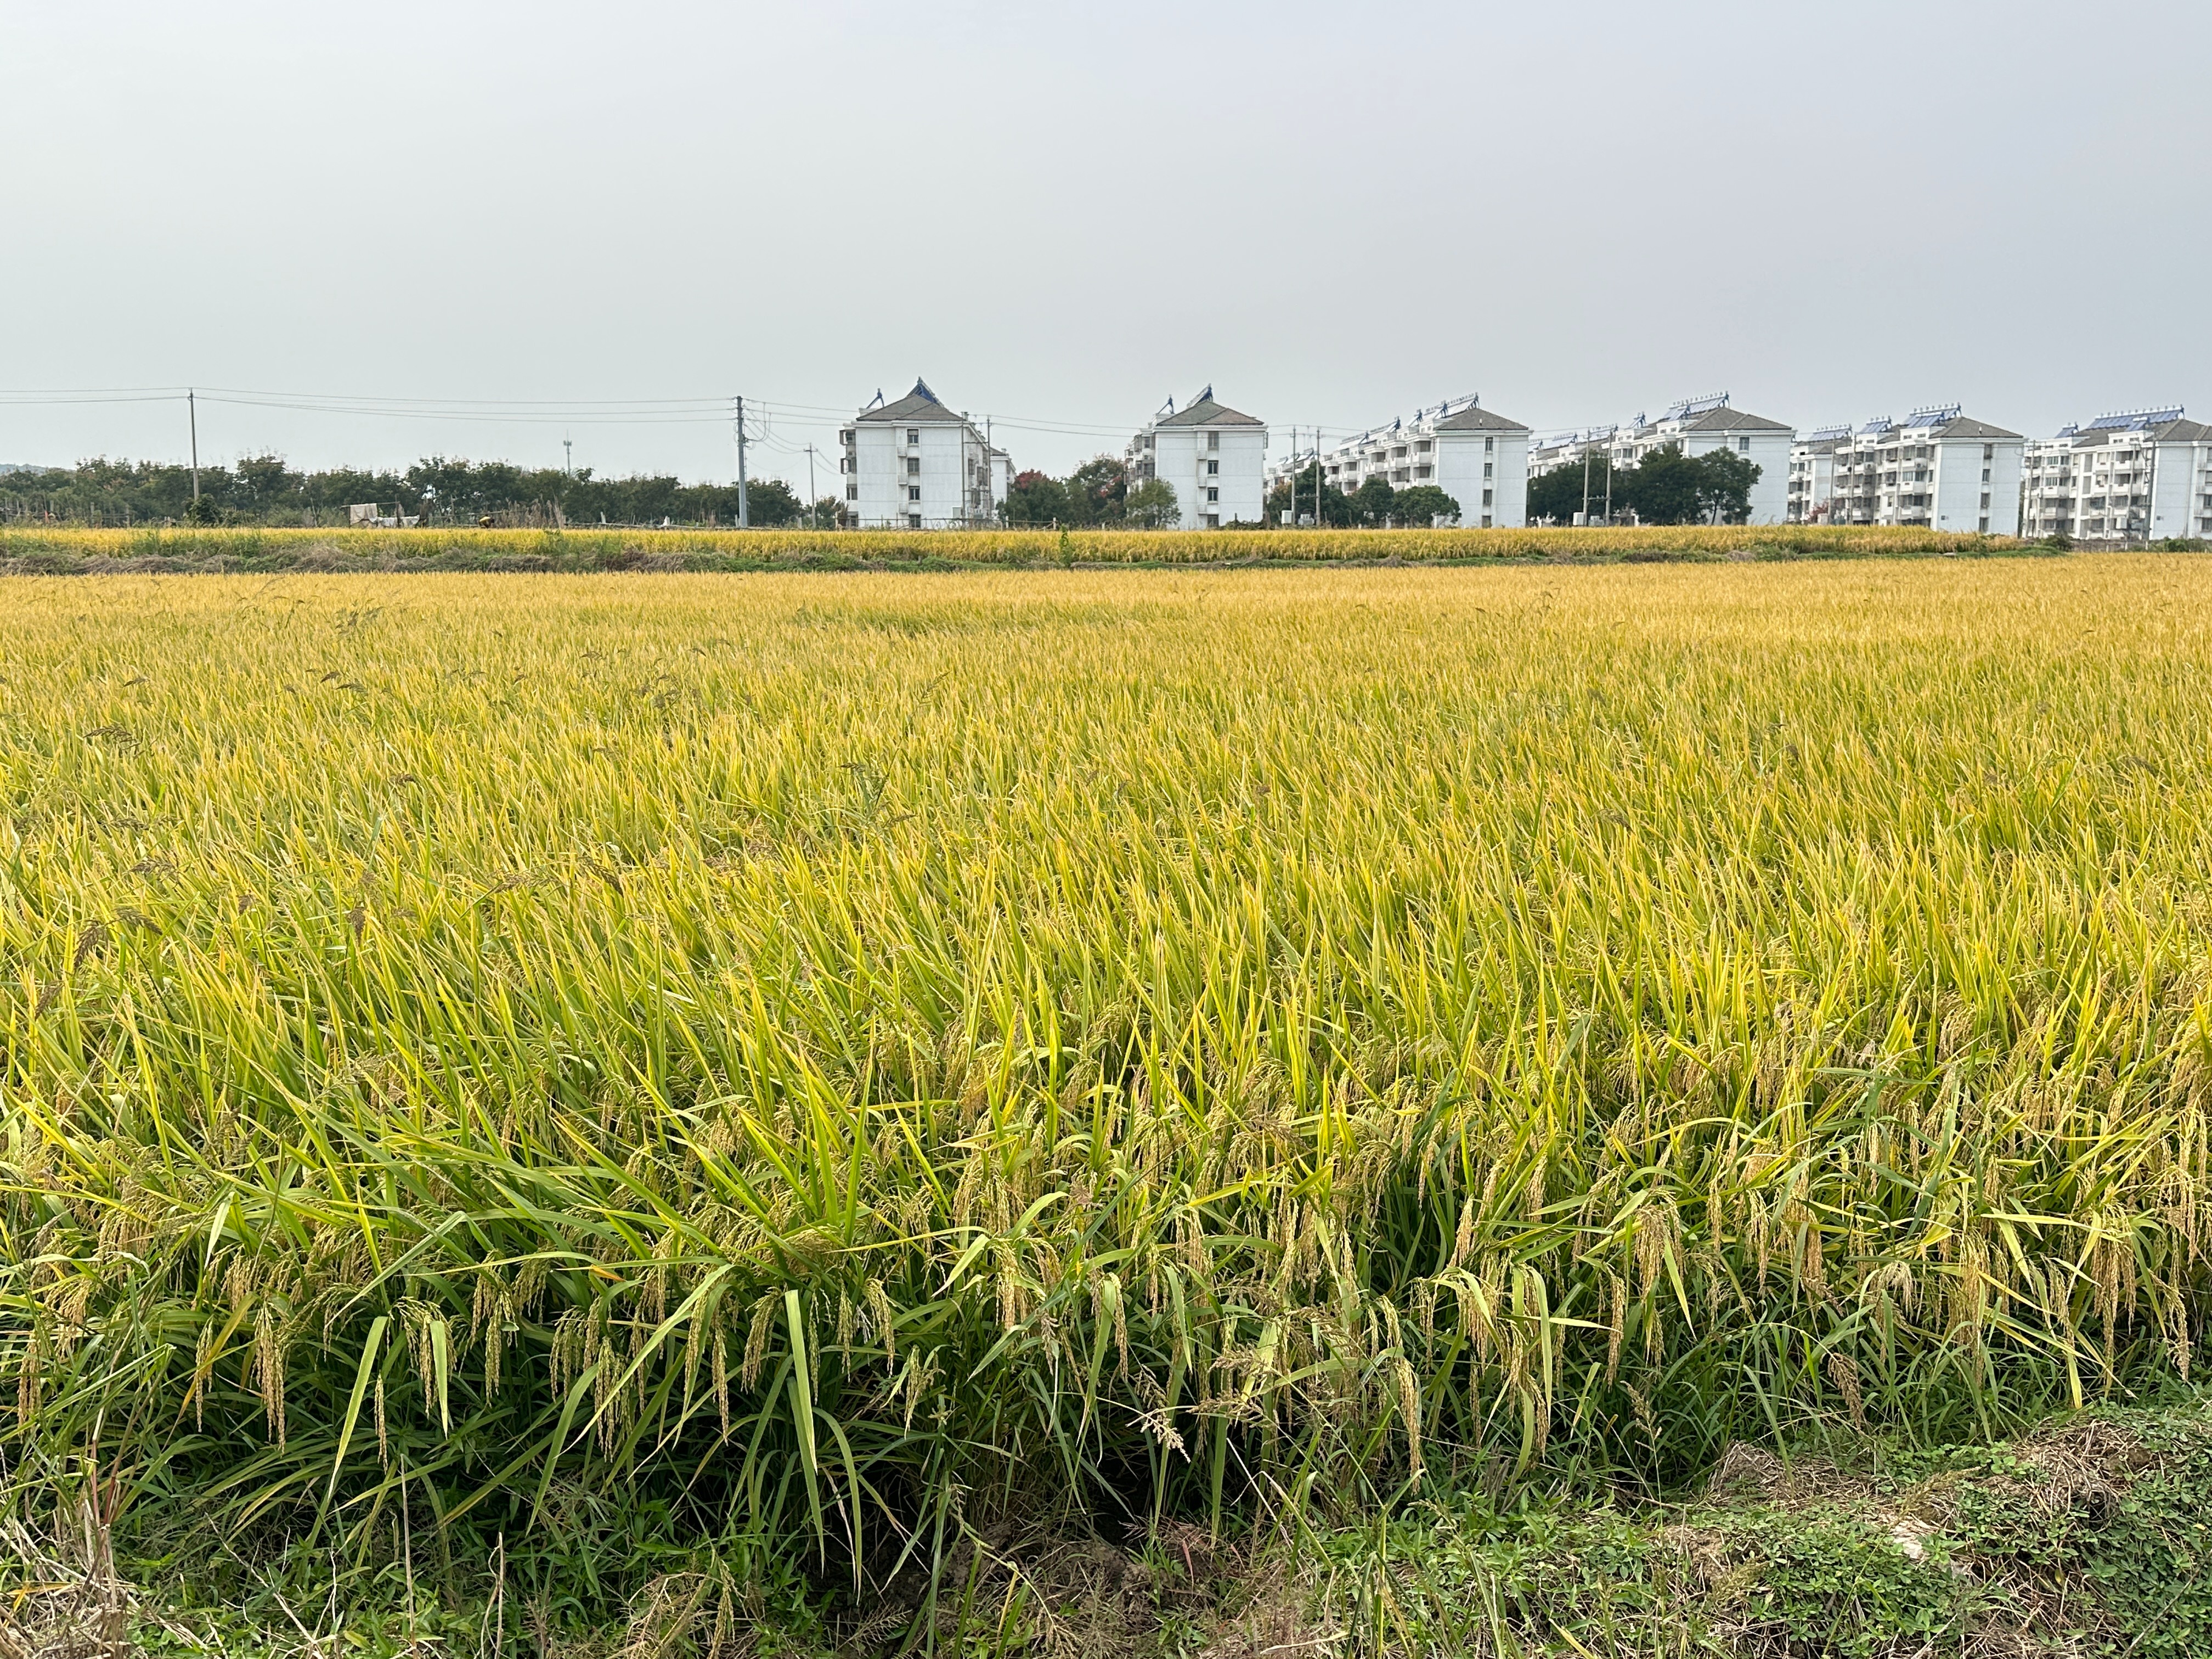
[2086,406,2183,431]
[1904,404,1962,428]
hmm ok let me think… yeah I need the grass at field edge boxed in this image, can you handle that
[14,1394,2207,1659]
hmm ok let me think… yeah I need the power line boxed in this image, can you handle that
[0,381,1375,452]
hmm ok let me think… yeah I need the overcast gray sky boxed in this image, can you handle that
[5,0,2209,490]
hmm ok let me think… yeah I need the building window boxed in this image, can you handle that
[1485,437,1494,453]
[1738,437,1750,453]
[1979,516,1990,532]
[1483,462,1493,478]
[1206,459,1219,475]
[1206,487,1219,503]
[1980,494,1991,509]
[1207,431,1220,450]
[907,512,922,528]
[1482,489,1493,506]
[908,485,922,502]
[1480,514,1492,528]
[846,482,857,500]
[906,457,921,476]
[906,429,919,444]
[1204,513,1220,528]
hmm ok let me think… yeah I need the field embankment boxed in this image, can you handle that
[0,521,2029,572]
[2,561,2209,1650]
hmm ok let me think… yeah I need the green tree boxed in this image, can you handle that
[1627,444,1703,525]
[1691,448,1762,524]
[1321,470,1360,525]
[1001,470,1067,526]
[1391,484,1460,526]
[1269,461,1358,527]
[1063,456,1127,526]
[739,478,803,527]
[1351,475,1397,527]
[1124,477,1180,529]
[1527,453,1623,526]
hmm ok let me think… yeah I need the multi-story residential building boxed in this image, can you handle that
[1266,395,1530,527]
[1785,427,1851,523]
[838,380,1009,528]
[2020,408,2212,543]
[1790,407,2023,532]
[1125,388,1266,527]
[1528,394,1795,523]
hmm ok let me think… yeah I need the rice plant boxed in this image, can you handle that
[0,520,2022,571]
[0,561,2204,1621]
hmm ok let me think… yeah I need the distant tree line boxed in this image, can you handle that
[1002,457,1125,526]
[1266,468,1460,528]
[1525,443,1760,526]
[998,458,1184,528]
[0,455,843,528]
[0,441,1762,531]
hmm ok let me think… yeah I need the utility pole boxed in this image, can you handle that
[563,437,573,479]
[1581,442,1593,526]
[1603,448,1613,525]
[733,396,750,528]
[188,388,200,501]
[804,444,817,527]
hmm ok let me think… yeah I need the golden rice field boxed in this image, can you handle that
[0,520,2021,571]
[1,560,2207,1609]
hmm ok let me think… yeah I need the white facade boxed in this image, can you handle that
[1529,394,1795,524]
[1125,388,1266,527]
[2021,409,2212,543]
[1788,407,2023,533]
[1785,427,1849,524]
[838,380,1009,528]
[1268,396,1530,527]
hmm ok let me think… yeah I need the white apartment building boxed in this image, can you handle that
[1785,427,1851,524]
[1528,394,1795,524]
[1125,388,1266,527]
[1788,406,2023,533]
[2021,408,2212,543]
[838,380,1010,528]
[1266,395,1530,527]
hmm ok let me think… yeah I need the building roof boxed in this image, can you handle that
[1677,405,1793,433]
[1931,416,2022,441]
[2086,407,2184,433]
[855,379,971,424]
[1434,404,1529,432]
[1156,393,1263,428]
[2050,415,2209,446]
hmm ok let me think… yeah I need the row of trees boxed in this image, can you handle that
[1526,443,1761,526]
[0,455,844,528]
[1266,467,1461,528]
[2,442,1760,531]
[998,457,1175,528]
